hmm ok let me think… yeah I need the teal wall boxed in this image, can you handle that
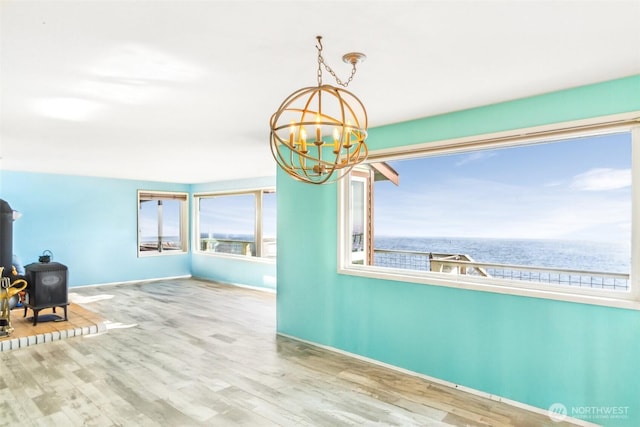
[277,75,640,426]
[0,172,276,290]
[0,171,191,286]
[190,176,277,289]
[191,255,276,290]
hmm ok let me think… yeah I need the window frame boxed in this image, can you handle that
[337,113,640,310]
[137,190,189,257]
[193,188,276,262]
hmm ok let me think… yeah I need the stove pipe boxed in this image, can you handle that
[0,199,13,278]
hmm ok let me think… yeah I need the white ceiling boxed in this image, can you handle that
[1,1,639,184]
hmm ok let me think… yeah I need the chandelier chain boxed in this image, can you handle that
[316,37,357,88]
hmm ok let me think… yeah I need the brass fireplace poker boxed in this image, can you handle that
[0,267,28,337]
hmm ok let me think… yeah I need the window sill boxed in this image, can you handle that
[138,250,188,257]
[193,251,276,264]
[338,265,640,311]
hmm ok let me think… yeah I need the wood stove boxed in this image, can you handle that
[24,262,68,325]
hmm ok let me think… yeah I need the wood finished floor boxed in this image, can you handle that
[0,279,582,426]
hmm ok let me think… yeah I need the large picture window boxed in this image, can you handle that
[138,191,188,255]
[339,120,640,309]
[195,189,276,259]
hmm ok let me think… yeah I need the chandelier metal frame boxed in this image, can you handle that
[269,36,368,185]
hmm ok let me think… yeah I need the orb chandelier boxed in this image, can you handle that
[269,36,368,185]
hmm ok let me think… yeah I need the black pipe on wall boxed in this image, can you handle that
[0,199,13,278]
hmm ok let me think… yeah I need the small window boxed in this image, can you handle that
[350,170,372,265]
[138,191,188,255]
[195,189,276,259]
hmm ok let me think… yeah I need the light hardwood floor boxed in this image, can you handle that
[0,279,582,426]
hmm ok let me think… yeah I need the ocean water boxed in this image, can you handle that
[374,236,630,274]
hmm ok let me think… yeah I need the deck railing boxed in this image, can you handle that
[372,248,629,291]
[200,237,277,258]
[201,238,254,255]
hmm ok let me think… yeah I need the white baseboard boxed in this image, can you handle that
[191,276,276,293]
[71,274,192,288]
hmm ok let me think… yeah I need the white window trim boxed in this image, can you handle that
[193,187,276,262]
[338,113,640,310]
[137,190,189,257]
[350,173,370,265]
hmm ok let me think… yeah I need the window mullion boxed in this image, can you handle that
[256,191,263,258]
[157,200,163,252]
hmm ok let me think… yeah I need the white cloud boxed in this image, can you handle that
[375,175,631,242]
[570,168,631,191]
[455,151,497,166]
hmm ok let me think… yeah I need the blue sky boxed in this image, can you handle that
[374,132,631,243]
[199,194,255,237]
[198,193,277,238]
